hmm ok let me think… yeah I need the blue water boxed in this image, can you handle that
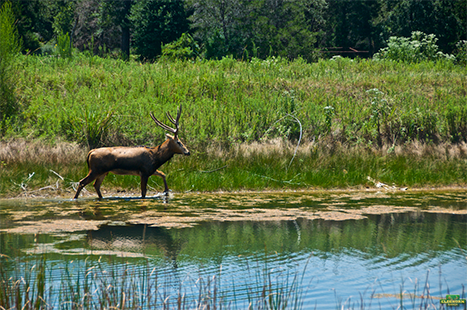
[1,191,466,309]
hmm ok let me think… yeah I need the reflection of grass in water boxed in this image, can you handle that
[0,254,309,309]
[1,254,460,309]
[333,270,450,310]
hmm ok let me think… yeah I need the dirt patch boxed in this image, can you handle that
[4,219,107,234]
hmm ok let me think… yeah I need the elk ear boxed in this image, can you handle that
[165,133,174,140]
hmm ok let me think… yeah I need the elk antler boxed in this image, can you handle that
[150,104,182,136]
[166,105,182,127]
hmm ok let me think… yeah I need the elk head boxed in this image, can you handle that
[150,105,190,156]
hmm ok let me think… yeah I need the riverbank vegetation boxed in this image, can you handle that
[0,54,466,197]
[1,0,466,197]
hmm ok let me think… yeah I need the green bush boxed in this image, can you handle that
[55,32,72,58]
[446,105,467,143]
[454,40,467,66]
[161,33,201,61]
[374,31,454,63]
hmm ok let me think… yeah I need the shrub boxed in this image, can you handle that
[61,109,114,149]
[454,40,467,66]
[55,32,73,58]
[374,31,454,63]
[161,33,201,61]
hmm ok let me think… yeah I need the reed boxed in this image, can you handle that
[0,254,308,309]
[1,253,459,309]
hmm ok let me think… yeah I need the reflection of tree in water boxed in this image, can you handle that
[83,212,466,268]
[87,224,182,267]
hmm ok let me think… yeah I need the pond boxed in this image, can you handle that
[1,190,466,309]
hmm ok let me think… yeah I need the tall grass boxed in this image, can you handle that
[8,55,467,147]
[1,253,459,309]
[1,139,467,197]
[1,55,466,196]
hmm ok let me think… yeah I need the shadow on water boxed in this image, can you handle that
[0,190,466,308]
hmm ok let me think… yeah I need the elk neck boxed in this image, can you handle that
[150,138,176,166]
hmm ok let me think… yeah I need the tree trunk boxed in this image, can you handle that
[121,0,132,61]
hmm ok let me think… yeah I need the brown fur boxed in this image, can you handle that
[75,106,189,199]
[74,134,190,199]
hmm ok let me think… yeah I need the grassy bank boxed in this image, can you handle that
[1,55,466,197]
[1,139,466,198]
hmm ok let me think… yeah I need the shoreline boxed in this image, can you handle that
[3,184,466,200]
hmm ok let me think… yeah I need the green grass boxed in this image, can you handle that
[8,55,467,146]
[1,142,466,198]
[0,55,466,197]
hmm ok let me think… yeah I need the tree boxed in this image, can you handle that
[188,0,326,60]
[98,0,134,59]
[255,0,326,60]
[51,0,76,37]
[378,0,466,53]
[322,0,381,56]
[1,0,52,53]
[186,0,245,59]
[131,0,189,61]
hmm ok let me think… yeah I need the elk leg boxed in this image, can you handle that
[140,175,149,198]
[153,170,169,194]
[93,173,107,199]
[74,172,98,199]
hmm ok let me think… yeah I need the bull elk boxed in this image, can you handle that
[73,105,190,199]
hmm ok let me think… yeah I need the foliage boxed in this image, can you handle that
[5,0,467,61]
[186,0,243,59]
[377,0,466,54]
[446,105,467,144]
[322,0,381,55]
[7,54,467,148]
[364,88,393,147]
[3,0,50,53]
[161,32,201,61]
[374,31,454,62]
[0,1,21,136]
[97,0,133,60]
[130,0,189,61]
[61,108,114,149]
[55,32,72,58]
[454,40,467,66]
[51,0,76,37]
[187,0,325,61]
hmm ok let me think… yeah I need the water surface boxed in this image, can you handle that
[1,190,466,309]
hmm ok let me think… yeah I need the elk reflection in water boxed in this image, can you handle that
[88,224,182,267]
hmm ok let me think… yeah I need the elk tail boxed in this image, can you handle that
[85,151,93,168]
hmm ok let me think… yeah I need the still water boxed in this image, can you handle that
[1,190,466,309]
